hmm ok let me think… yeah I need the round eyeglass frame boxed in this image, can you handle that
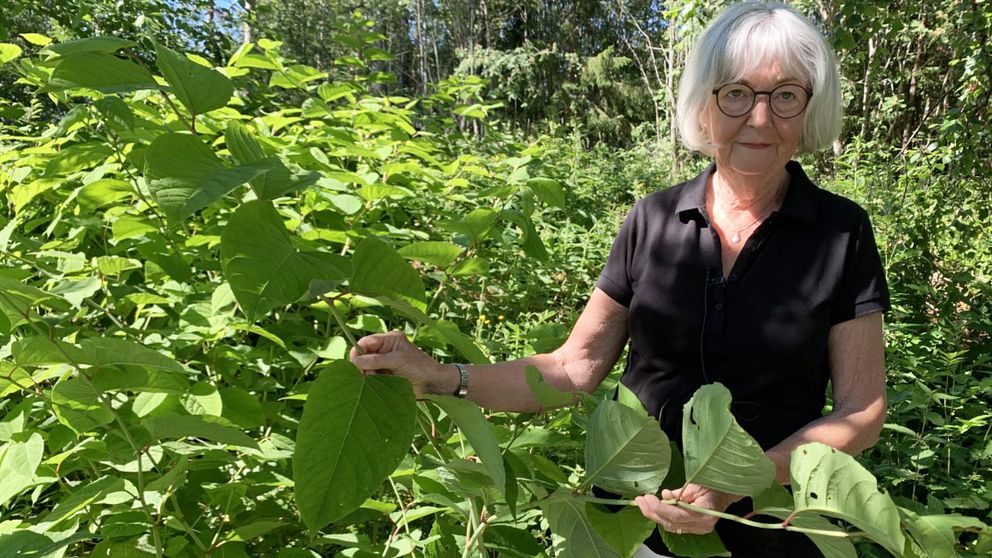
[711,83,813,119]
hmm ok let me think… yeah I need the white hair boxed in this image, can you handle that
[676,2,842,155]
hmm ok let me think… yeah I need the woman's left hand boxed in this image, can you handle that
[634,484,743,535]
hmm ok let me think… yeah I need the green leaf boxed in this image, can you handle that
[501,210,548,261]
[45,142,113,176]
[527,177,567,208]
[0,432,44,507]
[155,41,233,115]
[220,387,266,428]
[790,442,905,555]
[752,484,856,558]
[48,276,102,308]
[541,492,619,558]
[181,382,223,416]
[0,531,55,557]
[659,530,730,558]
[44,36,136,56]
[77,337,187,374]
[47,52,160,94]
[294,361,416,533]
[585,400,670,497]
[397,241,464,268]
[438,208,499,245]
[0,43,22,65]
[586,504,656,558]
[12,335,84,366]
[449,256,490,277]
[0,276,64,328]
[92,366,189,394]
[421,319,489,364]
[77,178,133,210]
[616,383,649,417]
[900,510,987,558]
[40,475,124,529]
[51,378,114,434]
[20,33,53,46]
[143,414,258,448]
[145,133,271,223]
[350,236,427,311]
[225,122,318,200]
[94,97,135,131]
[682,383,775,496]
[524,365,574,408]
[425,395,506,492]
[220,200,351,321]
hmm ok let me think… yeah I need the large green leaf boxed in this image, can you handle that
[294,360,416,533]
[524,365,575,408]
[585,400,670,497]
[752,484,856,558]
[0,432,44,507]
[438,207,499,245]
[397,241,464,268]
[43,36,136,56]
[660,530,730,557]
[790,442,905,555]
[143,414,258,448]
[76,337,188,374]
[541,492,618,558]
[225,122,318,200]
[425,395,506,492]
[39,476,124,530]
[220,200,351,321]
[350,236,427,311]
[0,276,64,330]
[0,43,22,65]
[51,378,114,434]
[145,133,272,223]
[681,383,775,496]
[526,177,567,208]
[900,509,987,558]
[586,504,656,558]
[155,41,233,116]
[47,52,160,94]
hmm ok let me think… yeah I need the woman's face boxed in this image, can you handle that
[702,62,806,179]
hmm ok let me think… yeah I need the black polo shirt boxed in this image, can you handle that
[596,161,889,557]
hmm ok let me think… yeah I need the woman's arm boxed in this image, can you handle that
[764,311,887,483]
[350,287,629,413]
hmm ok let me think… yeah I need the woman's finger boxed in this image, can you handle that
[351,350,403,373]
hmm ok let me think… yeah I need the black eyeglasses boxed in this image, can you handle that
[711,83,813,119]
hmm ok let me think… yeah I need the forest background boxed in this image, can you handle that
[1,0,991,556]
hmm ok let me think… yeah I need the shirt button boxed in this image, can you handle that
[715,302,725,311]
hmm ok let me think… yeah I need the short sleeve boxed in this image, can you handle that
[596,206,638,307]
[830,209,890,324]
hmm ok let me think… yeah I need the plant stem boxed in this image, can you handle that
[321,295,362,354]
[578,496,858,539]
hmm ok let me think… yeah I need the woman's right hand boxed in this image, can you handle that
[349,331,452,398]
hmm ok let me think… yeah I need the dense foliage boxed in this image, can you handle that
[1,1,991,557]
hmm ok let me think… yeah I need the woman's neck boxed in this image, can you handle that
[710,167,789,214]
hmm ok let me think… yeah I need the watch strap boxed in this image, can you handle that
[452,363,469,398]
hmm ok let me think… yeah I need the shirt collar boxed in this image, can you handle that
[675,160,820,223]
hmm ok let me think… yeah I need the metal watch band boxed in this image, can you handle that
[453,363,469,398]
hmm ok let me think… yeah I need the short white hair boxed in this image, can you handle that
[676,2,842,155]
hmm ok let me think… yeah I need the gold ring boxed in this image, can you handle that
[677,528,683,535]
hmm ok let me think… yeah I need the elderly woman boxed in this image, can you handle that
[351,3,889,557]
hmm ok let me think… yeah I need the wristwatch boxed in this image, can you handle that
[452,363,469,398]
